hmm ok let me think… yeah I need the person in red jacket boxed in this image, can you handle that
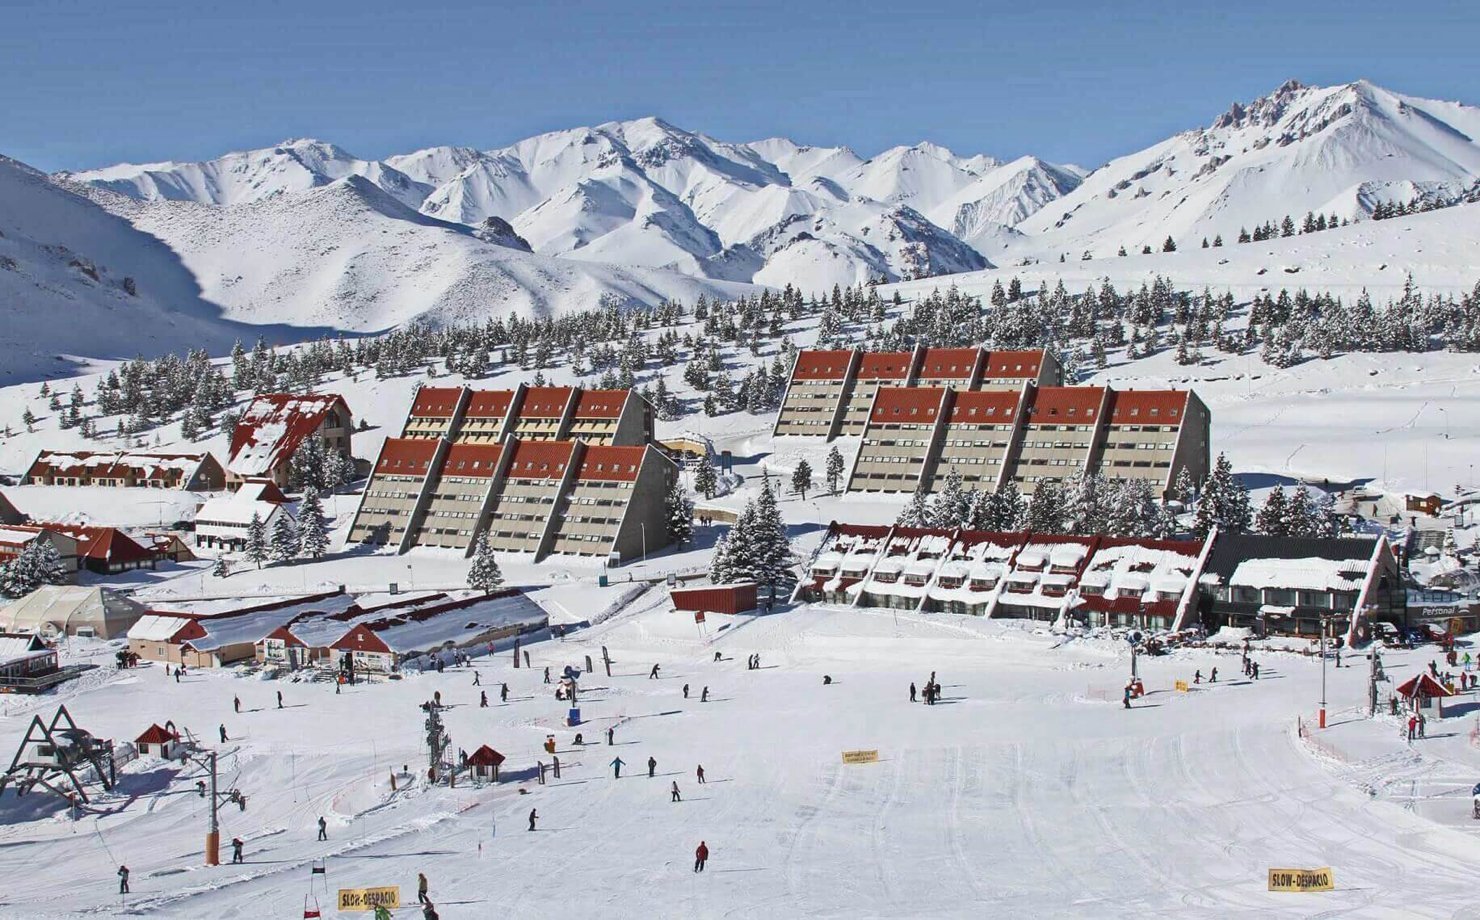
[694,841,708,873]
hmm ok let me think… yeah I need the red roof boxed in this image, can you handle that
[467,745,506,767]
[918,348,981,380]
[229,393,349,477]
[260,625,308,647]
[331,623,393,655]
[1107,390,1190,425]
[440,443,503,478]
[505,441,577,480]
[411,387,466,418]
[576,445,646,482]
[33,523,153,565]
[465,389,515,418]
[375,438,441,475]
[237,478,290,504]
[791,349,854,381]
[984,349,1046,378]
[947,390,1019,423]
[1026,387,1105,423]
[870,387,946,422]
[1396,672,1454,699]
[135,723,179,745]
[516,387,574,420]
[29,450,210,482]
[572,389,630,420]
[856,351,914,380]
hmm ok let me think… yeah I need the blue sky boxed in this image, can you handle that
[4,0,1476,172]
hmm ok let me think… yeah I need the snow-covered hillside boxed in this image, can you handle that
[0,156,280,384]
[1015,79,1480,260]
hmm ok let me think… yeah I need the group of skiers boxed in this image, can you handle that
[911,671,943,705]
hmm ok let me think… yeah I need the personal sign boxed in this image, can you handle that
[841,749,879,764]
[337,886,401,911]
[1267,867,1333,892]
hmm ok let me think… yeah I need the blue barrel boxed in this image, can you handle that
[598,575,609,587]
[567,707,581,726]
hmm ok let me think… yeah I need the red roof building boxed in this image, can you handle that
[25,450,224,491]
[791,350,855,381]
[228,393,353,487]
[31,523,155,574]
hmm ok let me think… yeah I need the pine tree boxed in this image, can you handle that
[1162,236,1177,253]
[1026,482,1067,534]
[1171,466,1198,506]
[211,555,230,579]
[298,486,330,559]
[790,460,813,500]
[0,539,68,598]
[928,468,971,529]
[694,459,719,500]
[467,535,504,593]
[1255,485,1289,536]
[825,445,845,494]
[665,480,694,546]
[21,409,35,433]
[1283,486,1319,538]
[270,511,300,564]
[751,486,793,601]
[289,438,327,492]
[896,489,930,528]
[244,512,269,569]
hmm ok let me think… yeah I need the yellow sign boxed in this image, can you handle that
[841,749,879,764]
[1267,868,1334,892]
[1174,680,1189,692]
[337,887,401,911]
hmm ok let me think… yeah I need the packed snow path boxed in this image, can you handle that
[1,606,1476,918]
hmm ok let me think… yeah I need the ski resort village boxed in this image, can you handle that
[6,43,1480,918]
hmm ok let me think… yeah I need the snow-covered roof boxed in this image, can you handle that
[0,635,45,660]
[1041,572,1076,587]
[873,558,904,575]
[1049,544,1089,567]
[1229,557,1368,592]
[1015,549,1046,568]
[28,449,213,481]
[128,614,193,642]
[228,393,347,476]
[195,496,281,527]
[812,552,843,570]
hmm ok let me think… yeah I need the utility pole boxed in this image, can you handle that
[1319,613,1330,729]
[190,750,243,866]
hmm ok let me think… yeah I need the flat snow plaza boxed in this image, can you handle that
[1,599,1477,918]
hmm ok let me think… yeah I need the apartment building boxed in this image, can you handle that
[506,387,577,441]
[457,390,515,444]
[401,387,466,439]
[844,382,1208,497]
[1095,390,1211,493]
[481,440,576,555]
[399,384,655,447]
[410,443,505,550]
[346,438,442,548]
[549,445,674,558]
[776,346,1063,440]
[772,349,856,438]
[924,388,1022,493]
[566,389,652,445]
[845,387,949,493]
[1008,386,1111,491]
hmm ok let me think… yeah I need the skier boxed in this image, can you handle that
[683,683,690,699]
[823,675,832,685]
[543,666,551,684]
[1123,686,1132,709]
[1210,667,1218,683]
[528,808,538,831]
[318,816,327,841]
[1194,670,1202,684]
[501,683,509,703]
[1407,714,1417,741]
[473,671,480,686]
[231,837,244,863]
[697,764,706,784]
[910,682,917,703]
[1251,661,1260,680]
[219,724,228,743]
[174,668,181,683]
[714,651,722,662]
[648,756,657,778]
[611,757,625,779]
[607,727,615,746]
[480,691,488,708]
[118,864,129,894]
[1418,712,1427,739]
[233,695,241,713]
[671,781,682,803]
[694,841,708,872]
[277,690,284,709]
[417,872,429,904]
[649,664,661,679]
[701,686,709,703]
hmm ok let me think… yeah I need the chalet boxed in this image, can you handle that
[134,723,185,759]
[0,632,61,692]
[331,624,397,675]
[24,450,224,491]
[32,524,156,575]
[254,624,321,670]
[227,393,354,488]
[194,493,283,551]
[234,478,290,504]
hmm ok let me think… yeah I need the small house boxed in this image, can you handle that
[467,745,506,782]
[331,624,397,675]
[1405,492,1442,516]
[135,723,185,759]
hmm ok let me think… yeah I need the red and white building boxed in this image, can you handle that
[227,393,354,488]
[24,450,224,491]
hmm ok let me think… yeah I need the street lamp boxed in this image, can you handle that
[1318,612,1333,729]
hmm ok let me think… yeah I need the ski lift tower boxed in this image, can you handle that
[422,700,451,783]
[0,705,116,803]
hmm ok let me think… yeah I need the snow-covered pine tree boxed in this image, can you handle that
[0,539,68,598]
[467,535,504,594]
[1283,486,1320,538]
[1171,466,1197,506]
[244,512,269,569]
[298,486,330,559]
[896,489,930,528]
[665,480,694,546]
[1256,485,1289,536]
[928,468,972,529]
[752,486,793,602]
[288,438,327,492]
[694,459,719,500]
[1026,482,1067,534]
[270,511,300,564]
[211,555,230,579]
[825,445,845,494]
[790,460,813,500]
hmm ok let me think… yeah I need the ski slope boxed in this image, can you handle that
[1,603,1476,918]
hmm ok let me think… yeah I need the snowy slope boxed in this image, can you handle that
[1016,79,1480,260]
[0,156,275,384]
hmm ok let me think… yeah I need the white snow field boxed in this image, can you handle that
[1,602,1476,919]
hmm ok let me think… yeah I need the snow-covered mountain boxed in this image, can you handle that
[1016,79,1480,259]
